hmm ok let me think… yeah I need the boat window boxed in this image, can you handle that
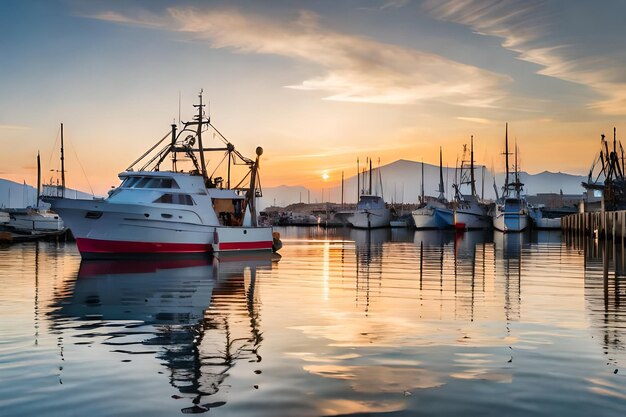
[153,193,195,205]
[133,177,151,188]
[122,177,142,188]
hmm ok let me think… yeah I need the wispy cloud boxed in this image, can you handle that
[87,7,508,106]
[423,0,626,115]
[456,117,492,124]
[0,124,31,130]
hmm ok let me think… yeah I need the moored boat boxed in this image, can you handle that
[413,148,453,229]
[348,158,391,229]
[492,124,528,233]
[44,92,279,257]
[450,136,491,230]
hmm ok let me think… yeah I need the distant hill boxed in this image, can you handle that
[0,178,95,209]
[259,159,587,210]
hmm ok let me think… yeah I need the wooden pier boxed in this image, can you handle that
[562,211,626,242]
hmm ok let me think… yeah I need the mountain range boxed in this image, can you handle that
[257,159,587,210]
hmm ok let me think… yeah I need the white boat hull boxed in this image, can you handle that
[6,211,64,232]
[454,210,491,230]
[493,210,529,232]
[412,206,452,229]
[47,198,273,256]
[347,208,391,229]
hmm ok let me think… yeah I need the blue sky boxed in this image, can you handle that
[1,0,625,193]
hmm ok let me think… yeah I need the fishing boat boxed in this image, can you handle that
[44,92,280,257]
[412,148,453,229]
[492,124,529,233]
[582,128,626,211]
[450,136,491,230]
[347,158,391,229]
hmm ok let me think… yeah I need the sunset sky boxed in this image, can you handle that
[2,0,626,195]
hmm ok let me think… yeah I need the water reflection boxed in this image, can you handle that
[3,230,626,416]
[48,254,277,414]
[570,238,626,356]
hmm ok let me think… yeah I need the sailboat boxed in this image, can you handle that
[44,92,280,257]
[347,158,391,229]
[5,151,64,233]
[450,136,491,229]
[492,124,529,232]
[412,148,453,229]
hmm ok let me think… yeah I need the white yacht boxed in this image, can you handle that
[45,92,279,257]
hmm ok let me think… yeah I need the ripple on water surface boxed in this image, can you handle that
[0,229,625,416]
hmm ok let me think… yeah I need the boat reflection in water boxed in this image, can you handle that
[49,253,278,414]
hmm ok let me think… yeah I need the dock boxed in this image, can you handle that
[562,211,626,242]
[0,229,69,244]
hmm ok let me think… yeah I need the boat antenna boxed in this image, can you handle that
[178,91,181,130]
[60,123,66,198]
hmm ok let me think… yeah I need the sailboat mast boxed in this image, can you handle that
[369,157,372,195]
[504,123,509,193]
[421,159,424,202]
[37,151,41,208]
[515,139,520,196]
[60,123,66,198]
[357,157,360,199]
[341,170,344,206]
[470,135,476,196]
[481,165,485,200]
[438,147,444,199]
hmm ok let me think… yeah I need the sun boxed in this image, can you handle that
[322,172,330,181]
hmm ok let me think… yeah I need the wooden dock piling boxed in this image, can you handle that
[563,210,626,241]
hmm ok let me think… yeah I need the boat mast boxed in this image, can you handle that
[341,170,344,207]
[193,91,209,183]
[481,165,485,200]
[504,123,509,197]
[357,157,360,200]
[170,123,177,172]
[515,139,520,197]
[36,151,41,208]
[369,157,372,195]
[438,147,445,200]
[421,159,424,203]
[470,135,477,197]
[60,123,65,198]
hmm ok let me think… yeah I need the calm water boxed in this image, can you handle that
[0,228,625,416]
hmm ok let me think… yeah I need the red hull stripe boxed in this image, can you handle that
[76,238,212,254]
[218,241,273,251]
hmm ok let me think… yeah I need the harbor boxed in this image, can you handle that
[3,1,626,416]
